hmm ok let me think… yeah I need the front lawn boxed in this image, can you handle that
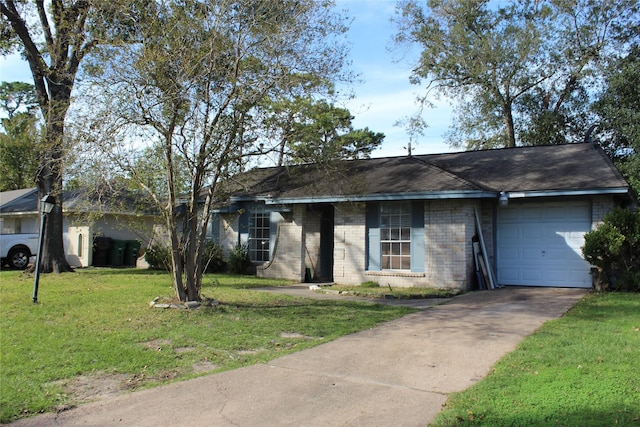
[0,269,415,424]
[431,292,640,426]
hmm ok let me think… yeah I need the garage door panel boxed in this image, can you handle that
[543,268,571,282]
[500,224,520,239]
[521,248,542,261]
[521,268,543,282]
[498,268,519,282]
[497,201,592,288]
[499,209,521,222]
[522,226,544,240]
[522,208,544,220]
[545,248,569,259]
[498,249,520,261]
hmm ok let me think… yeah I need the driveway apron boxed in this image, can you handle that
[11,287,587,427]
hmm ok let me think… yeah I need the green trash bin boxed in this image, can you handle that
[108,240,126,266]
[124,240,141,267]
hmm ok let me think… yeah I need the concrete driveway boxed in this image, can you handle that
[11,286,588,427]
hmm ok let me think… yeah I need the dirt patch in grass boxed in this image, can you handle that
[140,338,172,351]
[279,332,319,340]
[191,361,218,373]
[52,372,131,407]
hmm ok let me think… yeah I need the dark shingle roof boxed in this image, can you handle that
[425,143,626,192]
[229,144,629,202]
[0,188,157,215]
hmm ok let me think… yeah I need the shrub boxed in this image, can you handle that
[202,241,226,273]
[582,207,640,291]
[228,243,252,274]
[144,243,172,271]
[145,241,226,273]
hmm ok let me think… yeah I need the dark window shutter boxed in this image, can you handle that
[411,201,425,272]
[366,202,380,271]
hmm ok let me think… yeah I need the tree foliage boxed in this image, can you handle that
[263,97,384,166]
[395,0,639,150]
[0,111,40,191]
[592,45,640,195]
[0,81,39,191]
[82,0,351,301]
[582,207,640,292]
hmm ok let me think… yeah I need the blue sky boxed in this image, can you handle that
[337,0,454,156]
[0,0,455,157]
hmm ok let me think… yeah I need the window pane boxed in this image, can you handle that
[391,242,401,255]
[400,256,411,270]
[401,242,410,255]
[381,243,390,256]
[391,257,400,269]
[381,255,391,269]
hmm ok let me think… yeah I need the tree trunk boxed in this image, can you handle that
[38,85,73,273]
[503,101,517,148]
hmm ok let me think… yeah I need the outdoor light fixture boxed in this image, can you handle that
[40,194,55,214]
[498,191,509,207]
[33,194,56,303]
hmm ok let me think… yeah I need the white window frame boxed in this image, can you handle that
[380,203,411,270]
[248,207,270,262]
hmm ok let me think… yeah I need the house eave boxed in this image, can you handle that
[503,187,630,200]
[242,191,497,205]
[0,211,38,217]
[226,187,631,207]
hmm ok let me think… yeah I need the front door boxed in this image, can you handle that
[318,204,334,282]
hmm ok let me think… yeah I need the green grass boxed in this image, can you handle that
[431,292,640,427]
[0,269,415,423]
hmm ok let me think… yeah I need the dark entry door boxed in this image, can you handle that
[318,204,334,282]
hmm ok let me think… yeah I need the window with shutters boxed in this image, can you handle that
[380,203,411,270]
[367,201,424,273]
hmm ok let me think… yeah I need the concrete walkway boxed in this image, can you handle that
[11,286,588,427]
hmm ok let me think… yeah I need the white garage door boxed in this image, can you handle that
[496,201,592,288]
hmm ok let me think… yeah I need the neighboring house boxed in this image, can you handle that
[210,143,633,289]
[0,187,160,268]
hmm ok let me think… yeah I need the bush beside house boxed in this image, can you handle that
[582,207,640,291]
[145,241,227,273]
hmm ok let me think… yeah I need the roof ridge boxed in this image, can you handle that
[410,156,489,191]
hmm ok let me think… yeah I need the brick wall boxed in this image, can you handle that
[592,195,615,227]
[258,207,304,281]
[333,203,367,284]
[422,200,476,290]
[331,200,477,290]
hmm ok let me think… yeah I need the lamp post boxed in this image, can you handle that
[32,194,56,303]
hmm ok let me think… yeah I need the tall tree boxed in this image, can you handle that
[82,0,351,302]
[0,1,127,272]
[263,97,384,166]
[593,45,640,195]
[395,0,639,150]
[0,81,40,191]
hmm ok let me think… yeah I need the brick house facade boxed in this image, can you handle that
[211,144,632,290]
